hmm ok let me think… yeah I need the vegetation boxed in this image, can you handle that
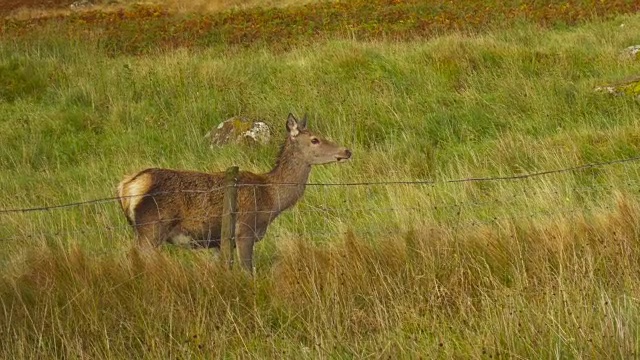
[2,0,640,54]
[2,1,640,358]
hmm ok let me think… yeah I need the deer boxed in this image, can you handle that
[116,113,351,271]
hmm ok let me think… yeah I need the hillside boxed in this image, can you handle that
[2,0,640,53]
[1,1,640,358]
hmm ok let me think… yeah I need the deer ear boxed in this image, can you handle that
[299,113,308,130]
[286,113,299,137]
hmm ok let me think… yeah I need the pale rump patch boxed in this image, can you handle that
[117,172,152,223]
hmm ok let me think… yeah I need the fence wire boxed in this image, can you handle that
[0,155,639,247]
[0,184,633,243]
[1,155,639,215]
[0,199,617,244]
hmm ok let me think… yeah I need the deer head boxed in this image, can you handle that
[285,113,352,166]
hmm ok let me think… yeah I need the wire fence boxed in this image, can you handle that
[0,197,620,249]
[0,155,639,245]
[1,154,639,215]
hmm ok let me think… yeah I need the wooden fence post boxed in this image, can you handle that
[220,166,239,269]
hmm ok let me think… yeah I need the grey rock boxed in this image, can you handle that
[70,1,93,9]
[205,116,272,148]
[594,76,640,100]
[621,45,640,60]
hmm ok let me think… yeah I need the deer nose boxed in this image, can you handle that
[344,149,352,158]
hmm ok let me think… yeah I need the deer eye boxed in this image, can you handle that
[311,138,320,144]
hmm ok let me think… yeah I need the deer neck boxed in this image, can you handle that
[266,141,311,213]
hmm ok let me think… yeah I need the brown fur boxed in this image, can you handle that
[116,113,351,271]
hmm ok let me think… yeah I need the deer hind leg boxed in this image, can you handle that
[133,213,176,249]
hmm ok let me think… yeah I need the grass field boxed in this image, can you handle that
[2,1,640,358]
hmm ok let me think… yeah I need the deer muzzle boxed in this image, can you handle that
[336,148,352,162]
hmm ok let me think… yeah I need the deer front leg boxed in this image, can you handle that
[235,225,256,274]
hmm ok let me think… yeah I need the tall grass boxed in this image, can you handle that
[2,13,640,358]
[2,198,640,358]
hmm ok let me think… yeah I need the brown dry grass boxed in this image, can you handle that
[156,0,321,12]
[1,0,320,19]
[3,195,640,358]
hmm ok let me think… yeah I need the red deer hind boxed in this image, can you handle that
[117,113,351,271]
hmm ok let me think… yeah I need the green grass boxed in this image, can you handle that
[2,11,640,358]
